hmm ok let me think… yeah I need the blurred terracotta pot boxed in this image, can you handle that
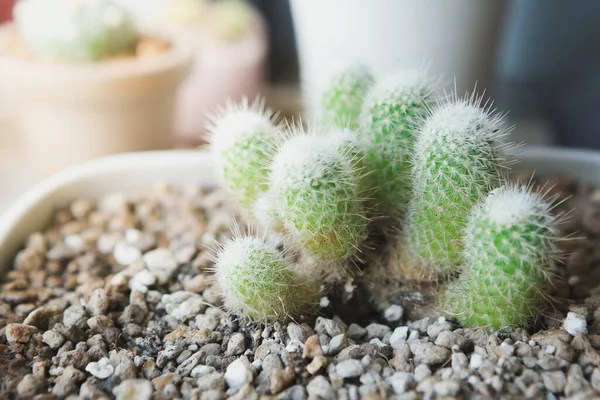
[0,22,192,176]
[0,0,14,24]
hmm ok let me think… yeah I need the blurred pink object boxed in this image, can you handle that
[172,6,267,145]
[0,0,15,23]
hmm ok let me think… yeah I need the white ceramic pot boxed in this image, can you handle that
[0,22,193,176]
[1,145,599,273]
[290,0,507,118]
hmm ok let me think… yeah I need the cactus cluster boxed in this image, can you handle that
[399,96,513,279]
[14,0,139,62]
[208,64,565,330]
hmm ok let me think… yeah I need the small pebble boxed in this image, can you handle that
[85,357,114,379]
[224,357,253,389]
[336,359,364,379]
[113,379,153,400]
[385,305,404,322]
[114,242,142,266]
[563,312,588,336]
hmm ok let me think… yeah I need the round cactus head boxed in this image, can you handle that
[209,97,281,212]
[442,184,561,331]
[359,68,437,222]
[214,234,319,321]
[269,126,370,261]
[14,0,139,62]
[400,94,514,279]
[320,64,374,130]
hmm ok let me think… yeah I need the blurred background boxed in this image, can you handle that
[1,0,600,210]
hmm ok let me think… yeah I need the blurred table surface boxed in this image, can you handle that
[0,83,302,214]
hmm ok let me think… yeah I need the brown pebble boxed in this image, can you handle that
[5,323,37,344]
[152,372,182,392]
[87,316,115,332]
[303,335,324,359]
[23,307,62,330]
[270,365,295,394]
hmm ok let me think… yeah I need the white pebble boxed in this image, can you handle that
[386,372,414,394]
[110,272,130,287]
[319,297,330,308]
[390,327,409,345]
[563,312,588,336]
[143,248,177,271]
[469,353,483,370]
[408,330,419,341]
[414,364,431,382]
[114,242,142,265]
[125,229,141,244]
[129,278,149,294]
[384,305,404,322]
[133,270,157,286]
[190,365,215,378]
[85,357,114,379]
[224,358,253,389]
[286,340,303,353]
[64,234,84,250]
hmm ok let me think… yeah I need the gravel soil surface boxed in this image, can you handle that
[2,175,600,400]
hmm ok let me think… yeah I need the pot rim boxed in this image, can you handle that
[0,22,194,84]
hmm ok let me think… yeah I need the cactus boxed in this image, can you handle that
[214,234,319,321]
[209,97,281,212]
[14,0,139,62]
[269,127,370,261]
[359,69,436,221]
[320,64,374,130]
[398,95,514,279]
[442,184,560,331]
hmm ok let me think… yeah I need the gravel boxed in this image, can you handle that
[3,176,600,399]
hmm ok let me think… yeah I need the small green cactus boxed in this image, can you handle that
[320,64,374,130]
[269,127,370,261]
[14,0,139,62]
[209,97,281,211]
[399,95,513,279]
[442,184,560,331]
[359,69,436,222]
[214,234,319,321]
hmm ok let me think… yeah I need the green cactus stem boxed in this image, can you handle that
[442,184,561,331]
[359,69,436,222]
[269,127,370,261]
[214,234,319,321]
[320,64,374,130]
[209,97,281,212]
